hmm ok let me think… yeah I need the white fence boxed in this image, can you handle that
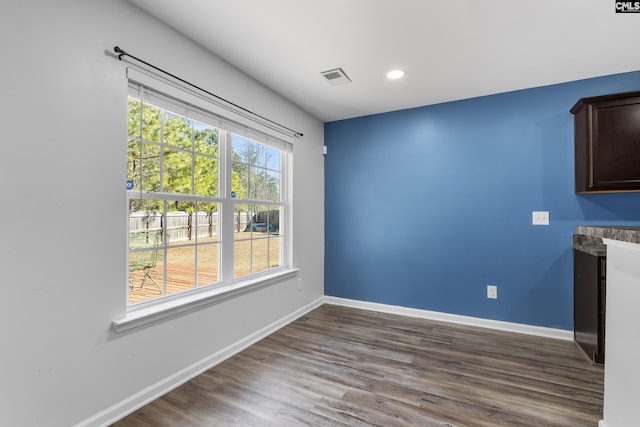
[130,211,251,243]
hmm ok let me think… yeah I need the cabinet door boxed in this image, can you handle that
[571,91,640,193]
[591,98,640,190]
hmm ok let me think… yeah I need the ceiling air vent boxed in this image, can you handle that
[321,68,352,86]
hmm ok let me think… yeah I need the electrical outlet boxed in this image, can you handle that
[532,211,550,226]
[297,278,303,291]
[487,285,498,299]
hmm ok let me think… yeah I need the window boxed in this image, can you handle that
[126,83,289,306]
[231,135,283,278]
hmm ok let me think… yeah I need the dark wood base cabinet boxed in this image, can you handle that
[573,250,606,363]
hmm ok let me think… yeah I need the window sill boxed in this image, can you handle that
[112,268,299,333]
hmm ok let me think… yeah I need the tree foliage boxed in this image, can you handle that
[127,98,280,215]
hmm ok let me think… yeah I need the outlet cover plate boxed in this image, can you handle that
[487,285,498,299]
[532,211,549,225]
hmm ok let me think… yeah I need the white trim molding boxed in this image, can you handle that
[323,296,574,341]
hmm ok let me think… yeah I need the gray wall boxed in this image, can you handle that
[0,1,324,425]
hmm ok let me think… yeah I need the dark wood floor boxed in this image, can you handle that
[113,304,603,427]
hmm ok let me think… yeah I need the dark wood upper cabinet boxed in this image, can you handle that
[571,90,640,193]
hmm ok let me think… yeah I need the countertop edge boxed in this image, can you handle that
[572,233,607,256]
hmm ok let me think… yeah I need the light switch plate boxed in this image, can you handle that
[532,211,549,225]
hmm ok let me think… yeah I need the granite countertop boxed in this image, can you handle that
[576,226,640,245]
[573,226,640,255]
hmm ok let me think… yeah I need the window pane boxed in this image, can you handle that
[250,207,276,234]
[165,246,196,295]
[141,143,161,192]
[194,155,218,197]
[248,140,266,167]
[142,104,161,142]
[165,201,195,246]
[247,205,267,234]
[266,146,280,171]
[128,99,141,139]
[163,149,192,194]
[234,239,251,278]
[164,111,192,150]
[233,209,250,233]
[231,139,282,202]
[252,236,269,273]
[197,243,219,286]
[266,170,280,202]
[128,228,164,304]
[249,167,266,200]
[269,236,281,268]
[129,200,163,230]
[232,204,282,278]
[268,207,281,234]
[196,202,219,240]
[232,161,249,200]
[232,134,248,160]
[194,122,218,156]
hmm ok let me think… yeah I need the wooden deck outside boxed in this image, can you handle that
[128,233,280,304]
[128,264,221,304]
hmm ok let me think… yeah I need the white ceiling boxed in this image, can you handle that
[128,0,640,123]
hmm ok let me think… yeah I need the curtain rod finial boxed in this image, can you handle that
[114,46,125,60]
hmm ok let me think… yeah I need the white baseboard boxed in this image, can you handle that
[598,420,608,427]
[322,296,574,341]
[75,297,325,427]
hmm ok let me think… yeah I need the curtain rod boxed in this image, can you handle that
[113,46,303,138]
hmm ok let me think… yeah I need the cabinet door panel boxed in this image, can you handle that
[571,90,640,193]
[593,101,640,189]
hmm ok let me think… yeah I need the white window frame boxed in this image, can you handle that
[113,68,296,332]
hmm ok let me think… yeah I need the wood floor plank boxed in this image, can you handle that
[112,304,603,426]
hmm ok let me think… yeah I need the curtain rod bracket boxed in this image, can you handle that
[114,46,126,61]
[111,46,303,138]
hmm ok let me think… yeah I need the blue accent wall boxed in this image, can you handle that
[324,70,640,330]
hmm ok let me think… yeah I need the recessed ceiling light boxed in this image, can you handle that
[387,69,405,80]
